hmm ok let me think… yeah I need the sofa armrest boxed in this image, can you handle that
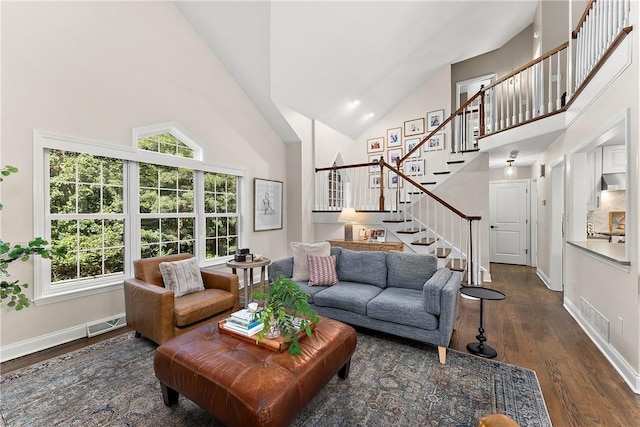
[201,269,240,312]
[436,271,462,344]
[124,278,175,344]
[268,257,294,282]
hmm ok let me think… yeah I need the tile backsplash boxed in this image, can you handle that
[587,190,625,233]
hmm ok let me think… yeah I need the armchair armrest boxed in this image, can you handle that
[124,278,175,344]
[436,271,462,346]
[201,269,240,312]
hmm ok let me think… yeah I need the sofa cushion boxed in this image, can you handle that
[423,268,453,315]
[336,249,387,288]
[307,254,339,286]
[386,251,437,291]
[291,280,329,304]
[367,287,439,330]
[313,282,383,316]
[174,288,235,327]
[291,242,331,281]
[159,257,204,297]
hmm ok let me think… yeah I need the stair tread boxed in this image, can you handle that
[432,247,452,258]
[382,219,410,223]
[397,228,426,234]
[411,237,437,246]
[460,148,480,153]
[433,171,451,175]
[447,258,467,272]
[447,160,465,164]
[421,181,437,185]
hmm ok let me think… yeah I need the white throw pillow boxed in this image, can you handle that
[291,241,331,281]
[159,257,205,298]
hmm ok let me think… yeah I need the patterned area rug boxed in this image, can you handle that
[0,329,551,426]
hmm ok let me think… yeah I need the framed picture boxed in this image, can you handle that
[365,228,386,243]
[369,174,383,189]
[254,178,283,231]
[404,118,425,137]
[405,137,421,155]
[367,137,384,153]
[388,171,404,188]
[609,211,625,233]
[423,133,445,152]
[387,148,403,166]
[368,154,382,173]
[404,158,425,176]
[427,109,445,132]
[386,127,402,148]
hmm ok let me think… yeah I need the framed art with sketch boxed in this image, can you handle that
[254,178,283,231]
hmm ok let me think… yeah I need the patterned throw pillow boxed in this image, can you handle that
[291,241,331,281]
[159,257,205,298]
[307,254,339,286]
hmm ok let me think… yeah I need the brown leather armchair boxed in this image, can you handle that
[124,253,239,345]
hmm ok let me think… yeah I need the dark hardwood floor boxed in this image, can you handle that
[451,263,640,426]
[2,263,639,426]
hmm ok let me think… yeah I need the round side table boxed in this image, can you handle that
[226,258,271,308]
[460,286,505,359]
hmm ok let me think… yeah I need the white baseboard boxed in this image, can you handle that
[536,268,551,289]
[0,311,127,363]
[564,298,640,394]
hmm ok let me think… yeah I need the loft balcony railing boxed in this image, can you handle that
[313,0,632,285]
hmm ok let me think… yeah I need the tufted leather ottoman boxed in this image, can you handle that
[153,317,357,427]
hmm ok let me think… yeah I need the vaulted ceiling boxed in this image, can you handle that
[177,1,539,143]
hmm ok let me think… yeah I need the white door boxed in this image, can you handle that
[490,180,529,265]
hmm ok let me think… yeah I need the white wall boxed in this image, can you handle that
[0,2,288,350]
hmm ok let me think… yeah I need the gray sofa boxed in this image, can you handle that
[268,247,462,364]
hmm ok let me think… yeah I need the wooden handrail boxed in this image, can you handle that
[572,0,597,39]
[315,160,380,172]
[399,90,483,164]
[483,41,569,92]
[382,160,481,221]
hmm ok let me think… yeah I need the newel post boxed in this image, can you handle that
[479,85,486,138]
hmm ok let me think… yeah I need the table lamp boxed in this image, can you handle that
[338,208,358,241]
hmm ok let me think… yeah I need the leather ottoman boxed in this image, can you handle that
[153,317,357,427]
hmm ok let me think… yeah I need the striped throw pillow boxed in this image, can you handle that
[307,254,339,286]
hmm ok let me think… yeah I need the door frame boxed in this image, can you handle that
[549,158,565,292]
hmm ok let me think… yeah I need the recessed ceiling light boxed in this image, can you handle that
[350,100,360,107]
[367,112,375,119]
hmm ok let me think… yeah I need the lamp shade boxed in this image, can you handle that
[337,208,358,223]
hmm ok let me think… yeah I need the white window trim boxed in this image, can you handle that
[33,129,245,305]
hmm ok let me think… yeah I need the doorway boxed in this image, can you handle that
[489,180,530,265]
[549,160,564,291]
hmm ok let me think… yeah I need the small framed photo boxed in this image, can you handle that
[423,133,445,152]
[404,118,425,137]
[405,137,421,155]
[404,158,425,176]
[368,154,382,173]
[386,127,402,148]
[367,137,384,153]
[369,173,383,189]
[387,148,403,166]
[365,228,387,242]
[388,171,404,188]
[427,109,445,132]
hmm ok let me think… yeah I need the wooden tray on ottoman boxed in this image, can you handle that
[218,319,316,353]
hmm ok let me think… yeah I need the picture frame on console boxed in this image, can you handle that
[254,178,283,231]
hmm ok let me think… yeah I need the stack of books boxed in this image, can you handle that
[222,308,264,337]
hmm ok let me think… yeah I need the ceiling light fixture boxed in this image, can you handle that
[350,99,360,108]
[366,112,375,119]
[504,159,517,179]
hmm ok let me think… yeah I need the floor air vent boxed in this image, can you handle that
[86,314,127,337]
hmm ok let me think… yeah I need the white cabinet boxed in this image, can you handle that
[586,147,602,210]
[602,145,626,173]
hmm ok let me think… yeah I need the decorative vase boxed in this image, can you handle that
[265,319,280,339]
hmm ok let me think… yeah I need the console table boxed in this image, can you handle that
[327,239,403,252]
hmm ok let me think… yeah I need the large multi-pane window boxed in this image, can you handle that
[48,150,125,284]
[37,128,242,301]
[328,166,344,208]
[204,172,238,259]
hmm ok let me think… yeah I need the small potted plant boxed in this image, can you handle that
[253,275,319,355]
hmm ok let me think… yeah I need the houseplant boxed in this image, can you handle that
[1,165,64,310]
[253,275,319,355]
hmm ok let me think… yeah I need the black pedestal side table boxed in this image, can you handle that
[460,286,505,359]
